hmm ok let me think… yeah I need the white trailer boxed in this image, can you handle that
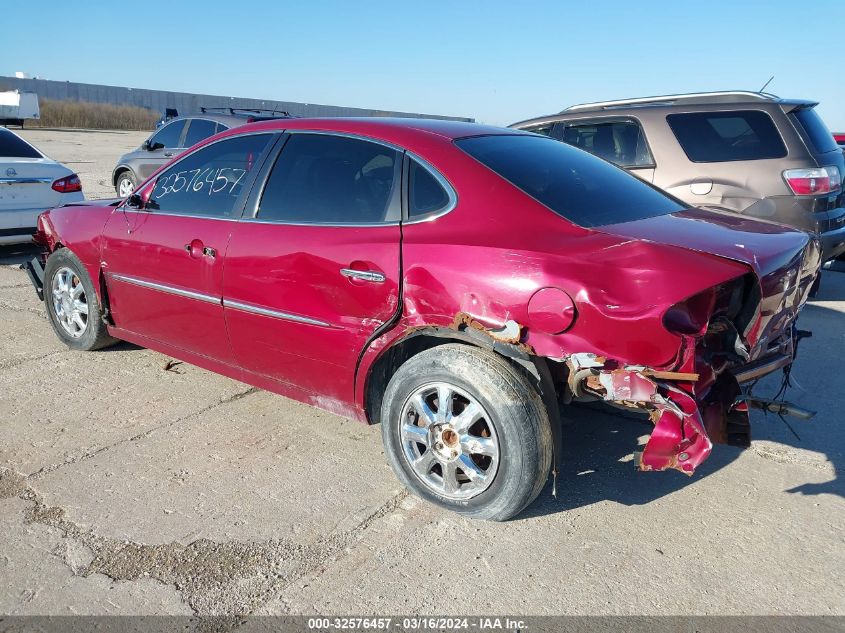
[0,91,41,127]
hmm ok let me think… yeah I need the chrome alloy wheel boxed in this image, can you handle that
[399,382,500,500]
[118,177,134,197]
[51,267,89,338]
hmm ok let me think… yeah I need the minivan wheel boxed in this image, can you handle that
[44,248,117,351]
[380,344,552,521]
[116,171,136,197]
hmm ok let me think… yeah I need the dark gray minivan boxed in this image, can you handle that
[511,91,845,261]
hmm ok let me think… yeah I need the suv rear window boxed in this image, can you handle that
[0,129,42,158]
[456,134,684,228]
[667,110,787,162]
[791,108,838,154]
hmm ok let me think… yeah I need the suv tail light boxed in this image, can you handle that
[52,174,82,193]
[783,166,841,196]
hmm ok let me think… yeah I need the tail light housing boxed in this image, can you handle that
[783,166,841,196]
[52,174,82,193]
[663,287,716,336]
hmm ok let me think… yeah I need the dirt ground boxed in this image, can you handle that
[1,129,843,617]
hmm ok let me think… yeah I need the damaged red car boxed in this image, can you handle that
[24,118,821,521]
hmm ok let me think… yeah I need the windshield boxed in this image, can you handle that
[455,134,684,227]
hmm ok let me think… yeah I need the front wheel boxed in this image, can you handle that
[381,344,552,521]
[44,248,117,351]
[115,171,136,197]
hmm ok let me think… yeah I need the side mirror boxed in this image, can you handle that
[126,193,144,209]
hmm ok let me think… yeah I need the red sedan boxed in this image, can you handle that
[25,118,820,520]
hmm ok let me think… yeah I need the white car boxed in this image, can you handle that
[0,127,84,245]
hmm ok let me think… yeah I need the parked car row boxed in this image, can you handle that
[23,110,825,520]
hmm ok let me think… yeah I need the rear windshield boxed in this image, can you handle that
[0,129,42,158]
[455,134,685,228]
[667,110,787,162]
[791,108,839,154]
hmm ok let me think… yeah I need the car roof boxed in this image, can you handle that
[510,91,819,127]
[167,113,256,126]
[228,117,526,145]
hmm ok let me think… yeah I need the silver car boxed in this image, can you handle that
[111,110,291,197]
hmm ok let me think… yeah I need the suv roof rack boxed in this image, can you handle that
[561,91,781,113]
[199,106,294,118]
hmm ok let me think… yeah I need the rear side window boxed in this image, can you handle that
[667,110,787,162]
[148,133,273,218]
[523,123,552,137]
[257,134,400,224]
[183,119,218,148]
[0,129,41,158]
[409,159,451,218]
[554,120,654,168]
[456,134,684,228]
[148,120,185,149]
[790,108,838,154]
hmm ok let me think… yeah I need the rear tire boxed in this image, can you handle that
[380,344,552,521]
[43,248,117,351]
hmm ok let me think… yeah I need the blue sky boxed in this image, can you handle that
[2,0,843,129]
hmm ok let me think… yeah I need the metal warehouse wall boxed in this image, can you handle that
[0,76,473,121]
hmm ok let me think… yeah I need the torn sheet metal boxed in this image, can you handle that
[566,354,711,476]
[451,312,524,345]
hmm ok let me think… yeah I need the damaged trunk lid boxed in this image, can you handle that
[597,207,820,357]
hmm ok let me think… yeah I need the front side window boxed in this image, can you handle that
[409,159,451,218]
[456,134,684,228]
[555,120,654,168]
[183,119,218,148]
[148,120,186,150]
[148,133,273,217]
[667,110,787,162]
[257,134,400,224]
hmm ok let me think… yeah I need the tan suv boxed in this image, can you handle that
[511,91,845,261]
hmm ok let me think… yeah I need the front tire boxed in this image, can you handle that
[115,171,136,197]
[44,248,117,351]
[381,344,552,521]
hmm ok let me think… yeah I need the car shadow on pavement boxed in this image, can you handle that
[520,289,844,519]
[518,403,746,519]
[0,243,40,266]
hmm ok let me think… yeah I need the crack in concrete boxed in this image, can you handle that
[1,468,407,619]
[28,386,260,480]
[0,349,64,373]
[0,299,47,317]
